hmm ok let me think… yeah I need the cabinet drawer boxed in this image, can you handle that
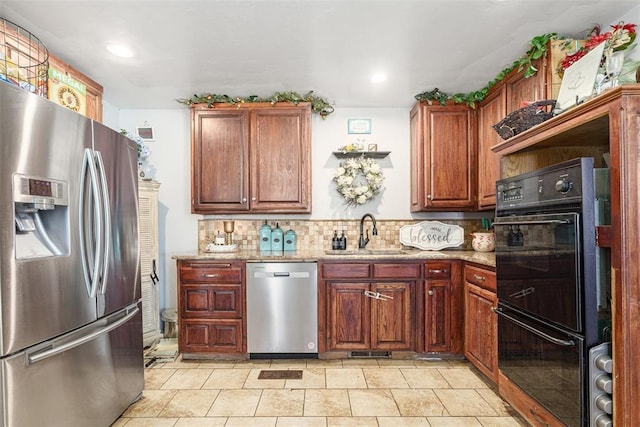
[322,263,370,279]
[373,263,421,279]
[180,319,244,353]
[181,284,243,318]
[180,262,243,283]
[465,264,496,292]
[424,262,452,279]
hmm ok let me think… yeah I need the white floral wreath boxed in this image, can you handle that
[333,156,384,205]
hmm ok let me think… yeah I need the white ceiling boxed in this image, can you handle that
[2,1,638,109]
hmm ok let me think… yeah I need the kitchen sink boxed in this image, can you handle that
[324,249,406,256]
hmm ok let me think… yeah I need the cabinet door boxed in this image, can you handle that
[327,282,371,351]
[409,104,425,211]
[411,103,476,211]
[464,282,498,382]
[138,181,161,345]
[250,107,311,212]
[424,279,451,352]
[191,108,250,213]
[477,85,506,209]
[505,58,546,112]
[371,282,414,350]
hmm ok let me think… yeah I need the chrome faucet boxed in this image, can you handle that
[358,213,378,249]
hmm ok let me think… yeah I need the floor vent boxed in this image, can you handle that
[258,370,303,380]
[349,351,391,358]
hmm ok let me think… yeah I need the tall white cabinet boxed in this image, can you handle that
[138,179,162,346]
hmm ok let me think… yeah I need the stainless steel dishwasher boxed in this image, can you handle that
[246,262,318,356]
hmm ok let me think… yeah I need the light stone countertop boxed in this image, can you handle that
[172,248,495,268]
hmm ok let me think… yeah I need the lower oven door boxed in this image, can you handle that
[496,303,585,427]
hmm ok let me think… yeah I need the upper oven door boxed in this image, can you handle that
[494,212,582,332]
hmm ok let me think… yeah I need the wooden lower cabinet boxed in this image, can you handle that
[321,261,419,353]
[423,261,463,353]
[177,260,245,355]
[464,263,498,382]
[327,281,414,351]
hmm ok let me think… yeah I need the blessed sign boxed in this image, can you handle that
[399,221,464,251]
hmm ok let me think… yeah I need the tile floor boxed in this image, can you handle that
[113,357,528,427]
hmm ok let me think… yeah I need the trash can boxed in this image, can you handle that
[161,308,178,339]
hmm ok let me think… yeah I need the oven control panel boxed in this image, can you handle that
[496,158,594,212]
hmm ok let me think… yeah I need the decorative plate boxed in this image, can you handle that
[399,221,464,251]
[205,243,238,253]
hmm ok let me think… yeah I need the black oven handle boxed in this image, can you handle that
[494,219,572,226]
[492,307,576,347]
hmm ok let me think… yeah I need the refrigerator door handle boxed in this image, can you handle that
[26,304,139,365]
[79,148,103,298]
[94,150,111,295]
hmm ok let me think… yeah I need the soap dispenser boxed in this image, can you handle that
[284,228,297,251]
[339,231,347,250]
[271,222,284,251]
[259,220,272,251]
[331,230,340,250]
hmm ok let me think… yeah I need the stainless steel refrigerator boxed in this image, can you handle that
[0,82,143,426]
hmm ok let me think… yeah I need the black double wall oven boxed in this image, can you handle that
[493,158,610,426]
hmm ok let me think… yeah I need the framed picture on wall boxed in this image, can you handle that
[136,126,155,141]
[347,119,372,134]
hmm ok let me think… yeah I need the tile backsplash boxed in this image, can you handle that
[199,219,486,251]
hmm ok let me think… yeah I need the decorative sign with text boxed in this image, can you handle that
[399,221,464,251]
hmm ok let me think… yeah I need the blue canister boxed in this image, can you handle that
[259,220,272,251]
[284,229,297,251]
[270,222,283,251]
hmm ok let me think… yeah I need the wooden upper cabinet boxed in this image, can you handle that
[250,107,311,212]
[475,57,547,210]
[192,108,249,212]
[190,103,311,214]
[505,57,547,112]
[476,86,506,209]
[47,54,103,122]
[410,102,476,211]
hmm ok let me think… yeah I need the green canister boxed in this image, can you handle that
[284,229,297,251]
[259,220,272,251]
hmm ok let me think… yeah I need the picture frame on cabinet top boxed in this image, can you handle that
[556,41,605,113]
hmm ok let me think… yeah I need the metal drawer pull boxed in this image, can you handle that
[472,274,486,282]
[492,307,575,347]
[203,273,219,278]
[429,269,447,274]
[364,290,393,301]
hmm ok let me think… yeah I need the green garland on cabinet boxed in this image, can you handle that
[415,33,558,108]
[177,90,335,119]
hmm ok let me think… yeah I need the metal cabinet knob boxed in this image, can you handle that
[428,290,434,296]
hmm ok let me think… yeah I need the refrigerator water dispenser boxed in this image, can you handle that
[13,174,70,259]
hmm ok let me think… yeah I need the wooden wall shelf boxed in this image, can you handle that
[332,151,390,159]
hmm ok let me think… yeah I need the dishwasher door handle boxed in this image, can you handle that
[252,271,311,279]
[273,272,290,277]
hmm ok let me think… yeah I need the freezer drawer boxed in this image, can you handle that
[0,303,143,427]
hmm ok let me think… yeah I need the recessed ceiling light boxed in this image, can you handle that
[371,73,387,83]
[106,43,134,58]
